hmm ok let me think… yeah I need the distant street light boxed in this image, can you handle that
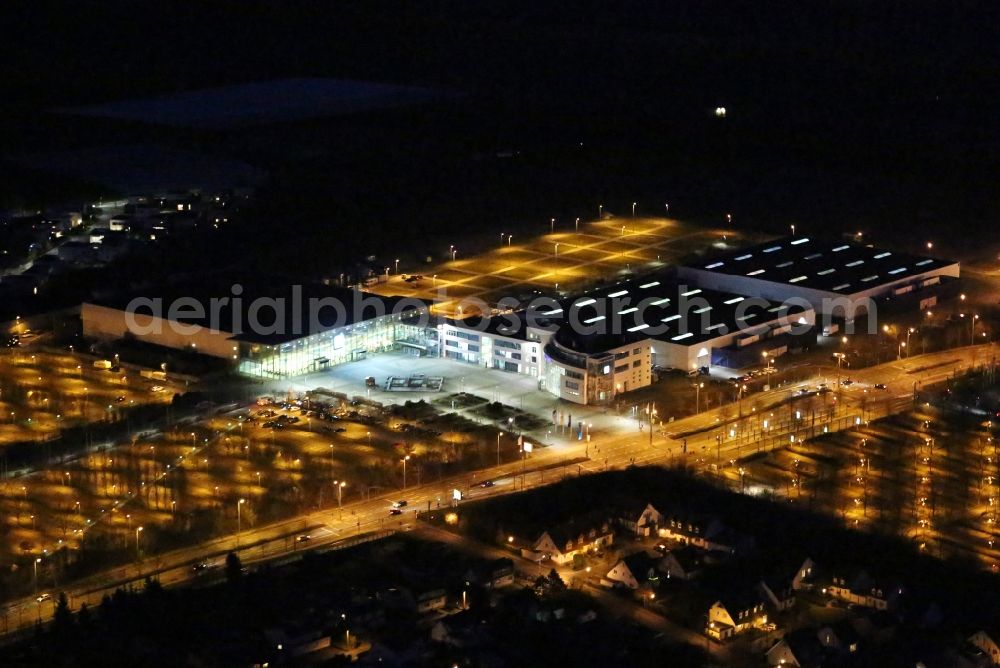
[394,258,399,274]
[237,499,245,547]
[598,204,603,219]
[575,217,580,232]
[135,526,144,560]
[550,218,555,233]
[401,455,411,489]
[632,202,637,218]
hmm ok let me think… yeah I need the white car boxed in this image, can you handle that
[150,385,165,393]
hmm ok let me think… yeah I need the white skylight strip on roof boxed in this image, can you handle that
[887,267,907,275]
[693,306,712,314]
[763,246,782,253]
[618,307,638,315]
[650,298,671,306]
[768,305,787,312]
[915,259,934,266]
[627,323,650,332]
[804,253,823,260]
[832,283,851,291]
[661,314,681,323]
[735,254,753,261]
[776,261,794,268]
[832,245,850,252]
[873,252,891,259]
[790,237,809,245]
[540,308,563,315]
[723,297,744,304]
[584,315,605,324]
[575,298,596,307]
[747,269,765,276]
[817,268,836,275]
[861,275,879,282]
[788,275,808,283]
[607,290,628,298]
[705,323,726,332]
[639,281,660,289]
[681,288,702,296]
[705,262,724,269]
[845,260,864,267]
[737,313,758,321]
[671,332,694,341]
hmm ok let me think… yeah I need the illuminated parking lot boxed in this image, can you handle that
[368,216,746,316]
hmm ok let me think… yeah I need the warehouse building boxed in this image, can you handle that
[677,236,960,322]
[537,276,815,405]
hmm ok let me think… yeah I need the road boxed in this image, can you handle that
[1,343,994,638]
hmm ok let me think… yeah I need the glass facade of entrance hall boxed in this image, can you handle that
[237,313,428,378]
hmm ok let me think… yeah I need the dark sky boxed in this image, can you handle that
[2,1,999,253]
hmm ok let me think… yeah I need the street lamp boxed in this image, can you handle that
[135,526,143,560]
[575,217,580,231]
[497,431,502,467]
[401,455,411,489]
[790,224,796,237]
[237,499,245,547]
[632,202,637,218]
[394,258,399,274]
[33,557,41,594]
[598,204,603,219]
[335,480,346,508]
[695,382,704,413]
[550,217,555,233]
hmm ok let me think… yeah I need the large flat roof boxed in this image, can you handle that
[442,273,807,354]
[88,277,429,345]
[536,274,809,354]
[691,236,956,294]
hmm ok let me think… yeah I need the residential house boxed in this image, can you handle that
[766,628,825,667]
[659,514,710,548]
[791,557,818,591]
[660,546,705,581]
[818,620,861,655]
[414,587,447,614]
[531,522,614,565]
[968,629,1000,666]
[618,503,664,537]
[758,576,796,612]
[464,558,514,590]
[826,571,897,611]
[765,638,800,667]
[706,591,769,641]
[605,552,665,590]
